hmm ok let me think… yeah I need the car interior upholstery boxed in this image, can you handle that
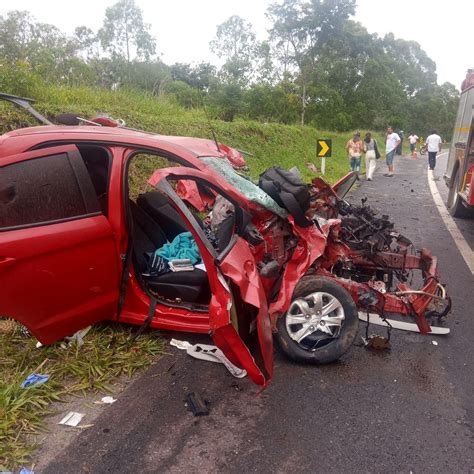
[130,197,211,303]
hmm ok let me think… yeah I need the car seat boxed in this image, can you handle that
[137,192,189,240]
[129,201,210,303]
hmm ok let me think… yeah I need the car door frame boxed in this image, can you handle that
[148,167,273,386]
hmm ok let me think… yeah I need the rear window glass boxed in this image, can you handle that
[0,154,88,229]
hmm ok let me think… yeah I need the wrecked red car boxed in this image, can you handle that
[0,94,451,386]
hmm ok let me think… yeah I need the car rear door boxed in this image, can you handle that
[148,167,273,386]
[0,145,120,343]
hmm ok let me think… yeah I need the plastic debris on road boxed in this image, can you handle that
[65,326,91,347]
[170,339,247,378]
[432,340,438,346]
[185,392,210,416]
[20,373,49,389]
[101,396,117,404]
[58,411,85,427]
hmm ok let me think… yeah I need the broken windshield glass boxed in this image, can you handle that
[200,157,288,219]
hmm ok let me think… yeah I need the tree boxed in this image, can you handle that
[267,0,356,125]
[0,11,36,62]
[382,33,437,96]
[99,0,156,63]
[74,26,99,59]
[210,15,258,85]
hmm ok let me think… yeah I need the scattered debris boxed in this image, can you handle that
[101,396,117,404]
[186,392,210,416]
[170,339,247,378]
[230,382,243,392]
[362,335,391,351]
[21,373,49,389]
[358,312,450,335]
[306,162,320,173]
[0,317,29,336]
[65,326,92,347]
[58,411,85,427]
[432,340,438,346]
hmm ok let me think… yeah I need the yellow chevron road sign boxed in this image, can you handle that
[317,139,332,157]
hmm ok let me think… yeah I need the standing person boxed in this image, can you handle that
[408,132,419,158]
[384,126,401,177]
[396,130,404,155]
[363,132,380,181]
[425,129,442,170]
[345,133,364,179]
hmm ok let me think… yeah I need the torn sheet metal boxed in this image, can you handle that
[358,312,450,335]
[170,339,247,378]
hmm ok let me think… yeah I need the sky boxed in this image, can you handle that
[0,0,472,89]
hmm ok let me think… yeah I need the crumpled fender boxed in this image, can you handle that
[269,217,327,325]
[217,143,247,169]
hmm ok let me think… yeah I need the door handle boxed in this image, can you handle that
[0,257,16,269]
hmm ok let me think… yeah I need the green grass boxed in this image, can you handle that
[0,322,164,471]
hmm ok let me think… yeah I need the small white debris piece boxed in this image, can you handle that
[65,326,92,347]
[36,341,43,348]
[432,340,438,346]
[170,338,192,351]
[59,411,84,427]
[170,339,247,378]
[101,396,116,404]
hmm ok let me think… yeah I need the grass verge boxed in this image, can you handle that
[0,322,164,471]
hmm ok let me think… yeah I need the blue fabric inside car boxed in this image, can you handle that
[129,200,210,303]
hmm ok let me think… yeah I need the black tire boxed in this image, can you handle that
[275,276,359,364]
[447,168,471,218]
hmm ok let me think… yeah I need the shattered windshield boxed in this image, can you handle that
[200,157,288,218]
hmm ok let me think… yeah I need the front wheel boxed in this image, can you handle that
[276,276,359,364]
[447,168,471,218]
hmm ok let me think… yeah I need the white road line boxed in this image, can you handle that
[427,153,474,275]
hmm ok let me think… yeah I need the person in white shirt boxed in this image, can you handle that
[384,126,401,177]
[408,133,419,158]
[425,129,442,170]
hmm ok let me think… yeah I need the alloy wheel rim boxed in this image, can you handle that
[285,291,345,351]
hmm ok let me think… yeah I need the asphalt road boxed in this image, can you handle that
[42,153,474,473]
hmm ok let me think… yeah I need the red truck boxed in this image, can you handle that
[445,72,474,217]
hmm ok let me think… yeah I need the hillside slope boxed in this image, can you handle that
[0,85,371,183]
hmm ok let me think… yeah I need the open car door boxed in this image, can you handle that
[148,167,273,386]
[331,171,357,200]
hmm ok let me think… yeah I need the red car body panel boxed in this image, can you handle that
[0,216,119,344]
[268,217,328,324]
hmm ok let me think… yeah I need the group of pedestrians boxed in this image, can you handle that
[345,127,443,181]
[345,132,381,181]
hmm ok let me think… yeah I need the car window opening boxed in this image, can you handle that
[127,153,238,308]
[78,145,111,216]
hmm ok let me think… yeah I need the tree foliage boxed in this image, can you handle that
[0,0,460,137]
[99,0,156,62]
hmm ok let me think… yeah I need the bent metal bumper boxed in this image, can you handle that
[318,248,450,334]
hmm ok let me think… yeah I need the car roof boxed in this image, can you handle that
[0,125,227,159]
